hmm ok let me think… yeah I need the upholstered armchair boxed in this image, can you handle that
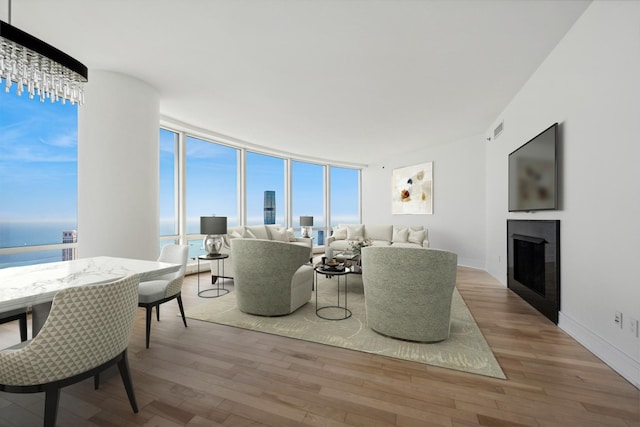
[0,275,141,427]
[138,244,189,348]
[231,239,313,316]
[361,246,458,342]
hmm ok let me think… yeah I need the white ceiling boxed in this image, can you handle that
[6,0,590,165]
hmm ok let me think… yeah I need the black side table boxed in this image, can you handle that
[314,265,352,320]
[197,254,230,298]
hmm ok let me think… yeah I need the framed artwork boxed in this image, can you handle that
[392,162,433,215]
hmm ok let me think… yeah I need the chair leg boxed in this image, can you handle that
[43,384,61,427]
[145,305,152,348]
[19,312,27,342]
[94,373,100,390]
[177,295,187,328]
[156,304,160,322]
[117,350,139,413]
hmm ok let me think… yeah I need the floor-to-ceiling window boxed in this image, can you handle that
[245,152,285,226]
[159,129,179,250]
[158,125,361,258]
[0,88,78,268]
[291,160,324,242]
[185,136,239,257]
[330,166,360,228]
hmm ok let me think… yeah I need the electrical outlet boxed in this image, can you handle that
[614,311,623,328]
[630,318,639,338]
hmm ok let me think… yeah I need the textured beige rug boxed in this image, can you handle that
[185,275,505,379]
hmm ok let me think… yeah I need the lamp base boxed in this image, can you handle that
[301,226,312,238]
[203,234,223,256]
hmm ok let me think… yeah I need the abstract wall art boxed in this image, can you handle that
[391,162,433,215]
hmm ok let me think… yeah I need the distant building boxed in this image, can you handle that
[264,191,275,224]
[62,230,77,261]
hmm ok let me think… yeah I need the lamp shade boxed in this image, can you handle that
[300,216,314,227]
[200,216,227,235]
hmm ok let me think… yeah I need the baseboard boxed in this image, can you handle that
[457,259,486,270]
[559,312,639,389]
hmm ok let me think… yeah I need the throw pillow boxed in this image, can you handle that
[346,225,364,240]
[270,227,289,242]
[286,228,297,242]
[230,230,244,239]
[392,226,409,243]
[243,229,257,239]
[246,225,268,239]
[332,226,347,240]
[408,229,426,245]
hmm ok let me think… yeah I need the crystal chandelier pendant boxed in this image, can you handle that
[0,2,87,105]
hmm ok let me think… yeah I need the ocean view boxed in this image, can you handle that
[0,221,77,269]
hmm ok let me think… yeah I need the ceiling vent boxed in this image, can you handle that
[493,121,504,139]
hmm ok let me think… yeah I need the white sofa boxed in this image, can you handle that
[210,224,312,280]
[326,224,429,252]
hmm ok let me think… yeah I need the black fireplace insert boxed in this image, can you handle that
[507,220,560,324]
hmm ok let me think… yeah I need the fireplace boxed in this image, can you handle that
[507,220,560,324]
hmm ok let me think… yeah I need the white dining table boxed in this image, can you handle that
[0,256,181,336]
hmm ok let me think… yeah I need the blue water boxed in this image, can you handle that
[0,221,77,269]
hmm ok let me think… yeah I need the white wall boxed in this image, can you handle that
[485,1,640,387]
[362,134,486,268]
[78,71,160,260]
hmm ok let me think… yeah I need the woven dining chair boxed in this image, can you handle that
[0,274,141,427]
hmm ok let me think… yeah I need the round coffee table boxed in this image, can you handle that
[314,265,352,320]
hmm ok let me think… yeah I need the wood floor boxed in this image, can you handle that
[0,267,638,427]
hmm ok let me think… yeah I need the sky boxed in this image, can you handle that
[0,82,78,222]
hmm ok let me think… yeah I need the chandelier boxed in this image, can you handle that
[0,1,87,104]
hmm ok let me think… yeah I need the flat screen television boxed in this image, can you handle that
[508,123,558,212]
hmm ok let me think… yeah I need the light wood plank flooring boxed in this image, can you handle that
[0,267,638,426]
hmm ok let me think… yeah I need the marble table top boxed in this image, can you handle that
[0,256,181,312]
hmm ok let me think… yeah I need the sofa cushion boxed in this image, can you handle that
[286,228,297,242]
[346,224,364,240]
[371,240,391,247]
[246,225,269,240]
[265,224,281,239]
[408,228,426,245]
[392,226,409,243]
[365,225,393,241]
[332,226,347,240]
[329,239,351,251]
[222,226,244,247]
[270,227,289,242]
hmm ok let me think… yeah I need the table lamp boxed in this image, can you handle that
[300,216,313,238]
[200,216,227,256]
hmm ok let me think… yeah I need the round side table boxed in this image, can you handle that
[197,254,230,298]
[314,265,352,320]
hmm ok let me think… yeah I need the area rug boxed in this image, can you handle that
[185,275,505,379]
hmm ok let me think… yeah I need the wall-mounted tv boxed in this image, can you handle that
[508,123,558,212]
